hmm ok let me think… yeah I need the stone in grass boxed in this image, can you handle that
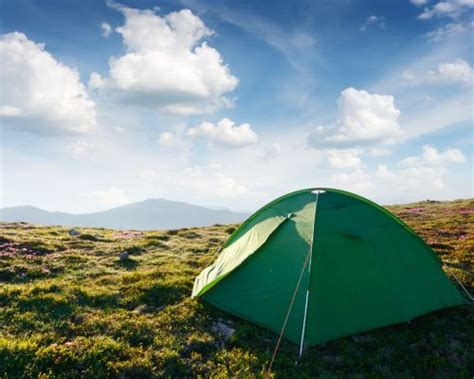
[68,229,81,237]
[72,314,86,324]
[119,251,129,261]
[212,320,235,341]
[132,304,164,314]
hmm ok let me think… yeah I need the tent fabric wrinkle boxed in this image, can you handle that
[192,187,466,346]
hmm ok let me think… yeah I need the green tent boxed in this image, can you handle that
[192,188,465,350]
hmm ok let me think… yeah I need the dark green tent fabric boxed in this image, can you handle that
[192,188,465,347]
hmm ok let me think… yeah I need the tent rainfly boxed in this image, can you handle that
[192,188,465,351]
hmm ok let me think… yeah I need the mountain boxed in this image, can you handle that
[0,199,250,230]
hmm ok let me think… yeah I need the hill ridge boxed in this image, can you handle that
[0,198,250,230]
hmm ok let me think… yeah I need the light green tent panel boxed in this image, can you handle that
[192,188,465,348]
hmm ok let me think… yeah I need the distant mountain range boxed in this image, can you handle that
[0,199,250,230]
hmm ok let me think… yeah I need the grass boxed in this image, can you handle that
[0,198,473,378]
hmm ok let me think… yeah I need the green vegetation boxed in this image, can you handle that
[0,199,473,378]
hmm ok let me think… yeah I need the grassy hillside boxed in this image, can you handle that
[0,199,473,378]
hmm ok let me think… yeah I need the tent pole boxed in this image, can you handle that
[299,289,310,357]
[298,190,320,358]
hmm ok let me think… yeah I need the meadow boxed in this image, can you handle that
[0,199,473,378]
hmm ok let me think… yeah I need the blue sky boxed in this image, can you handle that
[0,0,472,213]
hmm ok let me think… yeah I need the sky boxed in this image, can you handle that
[0,0,473,213]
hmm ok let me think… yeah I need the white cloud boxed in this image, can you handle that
[90,3,238,115]
[0,32,96,134]
[418,0,474,19]
[308,87,402,149]
[399,144,465,167]
[214,174,248,198]
[330,169,374,193]
[158,131,176,147]
[100,22,112,37]
[80,188,129,208]
[368,147,391,156]
[382,146,466,190]
[402,58,473,85]
[425,21,472,41]
[360,15,385,31]
[0,105,21,117]
[66,139,93,159]
[329,145,467,200]
[375,164,395,179]
[433,59,474,83]
[326,149,363,169]
[187,118,258,148]
[411,0,429,6]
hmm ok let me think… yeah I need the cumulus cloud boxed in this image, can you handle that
[326,149,363,169]
[187,118,258,148]
[0,32,96,134]
[158,131,177,147]
[330,169,374,193]
[80,188,129,208]
[418,0,474,19]
[399,144,465,167]
[213,173,248,198]
[360,15,385,31]
[100,22,112,37]
[378,145,466,190]
[90,3,238,115]
[329,145,466,199]
[308,87,402,149]
[402,59,474,85]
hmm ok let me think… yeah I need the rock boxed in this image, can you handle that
[321,355,343,365]
[212,321,235,341]
[132,304,162,314]
[72,314,85,324]
[119,251,129,261]
[68,229,81,236]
